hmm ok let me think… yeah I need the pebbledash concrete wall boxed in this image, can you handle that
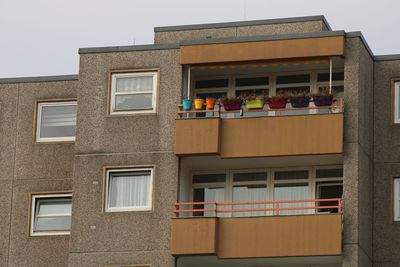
[0,77,78,266]
[373,58,400,267]
[154,15,330,44]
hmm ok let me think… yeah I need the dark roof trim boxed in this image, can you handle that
[0,74,79,84]
[374,54,400,61]
[154,15,332,32]
[345,31,374,59]
[180,30,345,46]
[79,43,179,54]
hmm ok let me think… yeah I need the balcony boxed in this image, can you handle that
[175,99,344,158]
[171,199,343,260]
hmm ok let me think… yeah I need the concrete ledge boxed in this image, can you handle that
[155,15,332,32]
[345,31,374,59]
[374,54,400,61]
[0,74,78,84]
[78,43,180,54]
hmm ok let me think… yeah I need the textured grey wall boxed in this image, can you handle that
[373,60,400,265]
[0,80,77,266]
[154,21,326,44]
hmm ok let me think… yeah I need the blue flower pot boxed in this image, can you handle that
[182,99,193,111]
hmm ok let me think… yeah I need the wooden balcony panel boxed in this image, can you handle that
[175,118,220,155]
[220,113,343,158]
[180,36,345,65]
[171,217,217,255]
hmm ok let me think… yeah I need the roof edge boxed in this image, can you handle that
[345,31,374,59]
[0,74,79,84]
[79,43,180,54]
[154,15,332,32]
[180,30,345,46]
[374,54,400,61]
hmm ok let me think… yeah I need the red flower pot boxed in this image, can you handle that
[268,98,287,109]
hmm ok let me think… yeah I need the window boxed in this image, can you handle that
[105,168,153,212]
[394,82,400,123]
[395,178,400,221]
[36,101,77,142]
[30,193,72,236]
[110,71,158,114]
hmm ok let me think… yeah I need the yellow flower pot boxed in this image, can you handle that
[194,99,204,110]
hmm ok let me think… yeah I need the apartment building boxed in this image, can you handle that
[0,15,399,267]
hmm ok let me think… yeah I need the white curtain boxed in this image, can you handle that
[109,172,151,208]
[116,76,153,93]
[204,188,224,217]
[274,185,309,215]
[40,105,76,138]
[233,186,268,217]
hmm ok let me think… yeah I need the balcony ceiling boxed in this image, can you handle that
[178,255,342,267]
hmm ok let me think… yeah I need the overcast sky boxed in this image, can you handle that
[0,0,399,78]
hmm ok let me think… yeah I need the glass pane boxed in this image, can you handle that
[317,72,344,82]
[115,94,153,110]
[274,170,309,180]
[195,79,229,89]
[108,171,151,209]
[195,92,227,100]
[276,74,310,84]
[115,76,153,93]
[317,182,343,213]
[233,185,268,217]
[316,168,343,178]
[318,85,344,98]
[192,173,226,184]
[35,216,71,231]
[276,86,310,95]
[274,184,309,215]
[193,187,224,217]
[235,89,269,98]
[37,198,72,215]
[235,77,269,87]
[233,172,267,182]
[40,104,76,138]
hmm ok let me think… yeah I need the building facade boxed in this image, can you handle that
[0,15,398,267]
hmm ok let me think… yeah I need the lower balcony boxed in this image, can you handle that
[171,199,343,266]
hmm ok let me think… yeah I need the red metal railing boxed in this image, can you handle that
[174,198,343,217]
[177,98,344,117]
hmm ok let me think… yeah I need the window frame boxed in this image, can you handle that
[394,178,400,221]
[35,100,77,143]
[30,192,72,236]
[393,81,400,124]
[109,71,159,115]
[105,167,154,213]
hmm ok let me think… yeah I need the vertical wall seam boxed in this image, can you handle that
[7,83,20,266]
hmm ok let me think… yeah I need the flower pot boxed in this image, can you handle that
[206,98,216,110]
[194,99,204,110]
[313,95,333,106]
[223,101,242,111]
[290,97,310,108]
[268,98,287,109]
[245,99,265,109]
[182,99,193,111]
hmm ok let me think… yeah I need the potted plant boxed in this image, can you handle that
[289,90,311,108]
[244,92,266,109]
[267,93,288,109]
[313,87,334,106]
[182,99,193,111]
[194,98,205,110]
[219,96,243,111]
[206,98,216,110]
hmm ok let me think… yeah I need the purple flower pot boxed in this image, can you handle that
[313,95,334,106]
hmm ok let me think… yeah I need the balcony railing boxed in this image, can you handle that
[174,198,343,217]
[177,98,344,118]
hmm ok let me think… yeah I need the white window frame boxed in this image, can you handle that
[36,101,77,143]
[110,72,158,115]
[105,168,154,212]
[188,166,343,217]
[394,82,400,124]
[394,178,400,221]
[30,193,72,236]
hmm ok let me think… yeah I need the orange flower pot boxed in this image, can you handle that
[206,98,216,110]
